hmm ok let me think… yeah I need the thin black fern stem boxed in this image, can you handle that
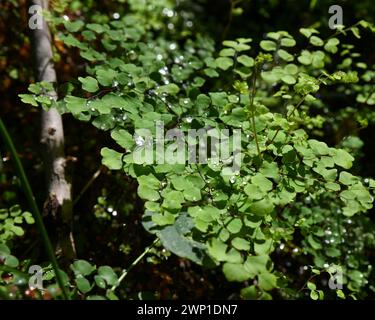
[249,66,261,157]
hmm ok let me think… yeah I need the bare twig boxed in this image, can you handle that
[73,167,103,206]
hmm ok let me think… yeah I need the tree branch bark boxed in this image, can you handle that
[29,0,75,261]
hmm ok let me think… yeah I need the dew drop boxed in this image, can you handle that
[159,67,168,75]
[162,8,174,17]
